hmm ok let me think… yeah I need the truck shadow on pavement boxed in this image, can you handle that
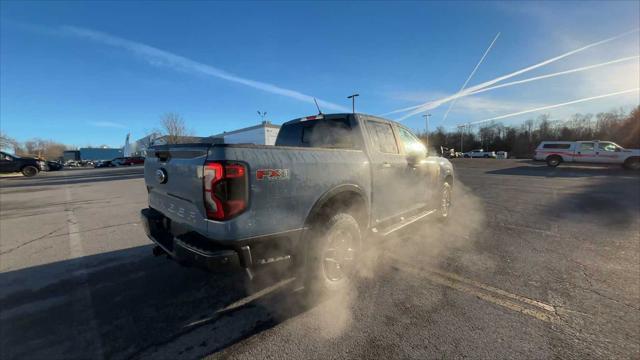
[0,245,311,360]
[485,161,640,178]
[539,172,640,227]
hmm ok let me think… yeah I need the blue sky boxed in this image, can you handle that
[1,1,639,147]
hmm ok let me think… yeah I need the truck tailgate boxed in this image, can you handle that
[144,144,211,236]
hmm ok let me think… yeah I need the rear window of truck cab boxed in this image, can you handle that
[276,117,358,149]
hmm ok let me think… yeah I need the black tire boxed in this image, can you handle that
[438,182,452,221]
[21,165,39,177]
[623,158,640,170]
[483,154,490,158]
[546,156,562,167]
[304,212,361,295]
[463,155,470,158]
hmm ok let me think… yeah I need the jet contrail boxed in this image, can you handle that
[466,88,639,125]
[60,26,349,112]
[385,28,639,120]
[442,32,501,123]
[433,55,639,123]
[461,55,639,97]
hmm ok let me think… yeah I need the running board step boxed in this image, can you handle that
[373,209,437,237]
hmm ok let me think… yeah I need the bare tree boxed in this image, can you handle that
[0,132,17,152]
[19,138,69,159]
[160,113,193,144]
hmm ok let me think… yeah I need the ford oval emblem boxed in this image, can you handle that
[156,168,168,184]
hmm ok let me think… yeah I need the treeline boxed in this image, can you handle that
[0,134,71,160]
[0,112,192,160]
[418,106,640,158]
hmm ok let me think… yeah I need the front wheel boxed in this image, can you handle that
[623,158,640,170]
[437,182,452,221]
[304,212,361,295]
[21,166,39,177]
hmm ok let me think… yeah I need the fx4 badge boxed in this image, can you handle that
[256,169,289,181]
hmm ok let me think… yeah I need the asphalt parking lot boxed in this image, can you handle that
[1,159,638,359]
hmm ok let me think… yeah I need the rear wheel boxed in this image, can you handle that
[21,166,38,177]
[546,156,562,167]
[304,212,360,295]
[483,154,490,158]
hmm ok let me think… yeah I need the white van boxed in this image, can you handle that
[533,141,640,169]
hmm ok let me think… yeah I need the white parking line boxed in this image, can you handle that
[64,187,105,359]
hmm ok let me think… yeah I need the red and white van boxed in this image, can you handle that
[533,141,640,169]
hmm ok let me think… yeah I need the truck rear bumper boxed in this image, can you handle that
[140,208,242,271]
[140,208,302,272]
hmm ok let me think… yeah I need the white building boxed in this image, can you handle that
[131,132,162,156]
[209,121,281,145]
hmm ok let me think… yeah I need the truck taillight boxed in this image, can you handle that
[203,161,248,221]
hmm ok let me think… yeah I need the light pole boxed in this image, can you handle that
[458,125,464,153]
[257,111,267,123]
[422,113,431,150]
[347,94,359,113]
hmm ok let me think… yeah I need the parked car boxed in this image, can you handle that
[129,156,145,165]
[495,151,508,159]
[94,160,114,168]
[463,149,496,158]
[533,140,640,169]
[111,157,126,166]
[0,151,46,177]
[45,161,64,171]
[111,156,145,166]
[141,113,455,294]
[440,147,457,158]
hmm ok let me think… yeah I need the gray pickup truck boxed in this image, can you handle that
[141,113,454,293]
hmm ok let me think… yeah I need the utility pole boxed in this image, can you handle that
[347,94,359,113]
[422,113,431,150]
[458,125,464,153]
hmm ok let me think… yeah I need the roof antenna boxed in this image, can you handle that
[313,98,323,115]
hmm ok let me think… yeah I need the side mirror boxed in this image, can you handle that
[615,147,621,152]
[406,154,419,166]
[406,152,425,166]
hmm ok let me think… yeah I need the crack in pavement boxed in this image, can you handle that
[0,225,68,255]
[568,258,640,312]
[0,222,140,256]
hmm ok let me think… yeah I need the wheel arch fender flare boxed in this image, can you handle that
[303,184,370,230]
[546,154,564,161]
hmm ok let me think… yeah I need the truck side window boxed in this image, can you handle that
[367,121,398,154]
[598,142,617,152]
[580,143,595,152]
[397,127,426,157]
[1,154,13,161]
[543,143,571,149]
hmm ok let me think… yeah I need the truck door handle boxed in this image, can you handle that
[382,162,392,168]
